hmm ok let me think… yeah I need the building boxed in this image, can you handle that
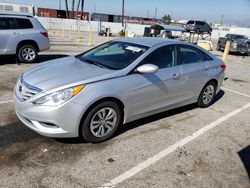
[0,3,34,15]
[91,13,160,25]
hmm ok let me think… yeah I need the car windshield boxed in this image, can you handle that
[187,21,195,24]
[78,41,149,70]
[226,34,245,40]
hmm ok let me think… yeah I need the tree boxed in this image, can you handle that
[162,15,171,24]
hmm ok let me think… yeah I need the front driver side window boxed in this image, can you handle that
[140,45,176,69]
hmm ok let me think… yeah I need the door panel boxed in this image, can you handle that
[0,18,11,53]
[178,45,210,100]
[181,62,209,98]
[126,45,189,118]
[128,66,187,117]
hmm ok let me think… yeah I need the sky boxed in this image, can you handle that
[1,0,250,24]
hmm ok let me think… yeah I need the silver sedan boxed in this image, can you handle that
[14,38,225,143]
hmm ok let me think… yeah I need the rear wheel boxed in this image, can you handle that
[198,82,216,108]
[81,101,122,143]
[17,45,38,63]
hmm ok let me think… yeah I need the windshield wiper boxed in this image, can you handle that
[80,58,105,68]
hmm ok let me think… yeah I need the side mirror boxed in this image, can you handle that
[136,64,159,74]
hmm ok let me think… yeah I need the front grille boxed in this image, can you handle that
[15,76,42,102]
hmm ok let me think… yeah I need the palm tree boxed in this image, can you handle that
[81,0,85,20]
[65,0,69,18]
[72,0,75,18]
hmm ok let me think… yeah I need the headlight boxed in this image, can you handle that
[32,85,84,106]
[231,42,237,48]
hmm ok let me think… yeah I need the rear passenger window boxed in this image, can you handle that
[0,18,10,30]
[140,45,176,69]
[9,18,19,29]
[179,45,205,64]
[16,18,33,29]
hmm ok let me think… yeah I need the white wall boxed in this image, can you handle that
[229,27,250,38]
[37,17,250,39]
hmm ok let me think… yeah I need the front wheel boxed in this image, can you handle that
[81,101,122,143]
[198,82,216,108]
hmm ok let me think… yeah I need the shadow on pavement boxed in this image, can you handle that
[238,145,250,179]
[114,90,225,139]
[0,54,68,65]
[37,54,68,62]
[0,88,225,146]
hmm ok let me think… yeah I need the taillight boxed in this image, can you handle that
[41,31,48,38]
[220,64,226,71]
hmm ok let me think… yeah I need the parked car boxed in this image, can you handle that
[14,38,225,143]
[184,20,212,34]
[144,24,172,38]
[0,13,50,63]
[217,34,250,55]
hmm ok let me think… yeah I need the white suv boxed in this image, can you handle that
[0,14,50,63]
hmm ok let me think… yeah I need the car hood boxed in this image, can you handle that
[22,56,121,92]
[233,38,249,44]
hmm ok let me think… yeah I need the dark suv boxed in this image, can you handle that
[184,20,212,34]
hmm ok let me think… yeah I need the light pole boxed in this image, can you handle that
[59,0,61,10]
[122,0,125,27]
[220,15,224,26]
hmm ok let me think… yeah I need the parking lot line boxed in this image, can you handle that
[222,87,250,98]
[101,102,250,188]
[0,99,14,105]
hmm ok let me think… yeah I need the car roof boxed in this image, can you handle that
[115,37,182,47]
[227,34,245,37]
[0,13,33,18]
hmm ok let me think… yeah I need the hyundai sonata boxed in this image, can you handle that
[14,38,225,143]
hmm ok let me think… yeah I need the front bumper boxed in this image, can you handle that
[14,95,85,138]
[229,46,249,54]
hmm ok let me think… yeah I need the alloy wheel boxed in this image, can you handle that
[202,85,215,105]
[90,107,117,138]
[21,47,36,61]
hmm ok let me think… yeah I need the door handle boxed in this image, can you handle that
[203,65,209,70]
[172,73,180,80]
[13,32,20,35]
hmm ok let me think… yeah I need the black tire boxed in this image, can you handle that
[17,44,38,63]
[216,43,221,51]
[197,82,216,108]
[81,101,122,143]
[246,43,250,56]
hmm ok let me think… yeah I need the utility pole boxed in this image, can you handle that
[147,10,149,18]
[220,15,224,26]
[154,8,158,19]
[65,0,69,18]
[122,0,125,27]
